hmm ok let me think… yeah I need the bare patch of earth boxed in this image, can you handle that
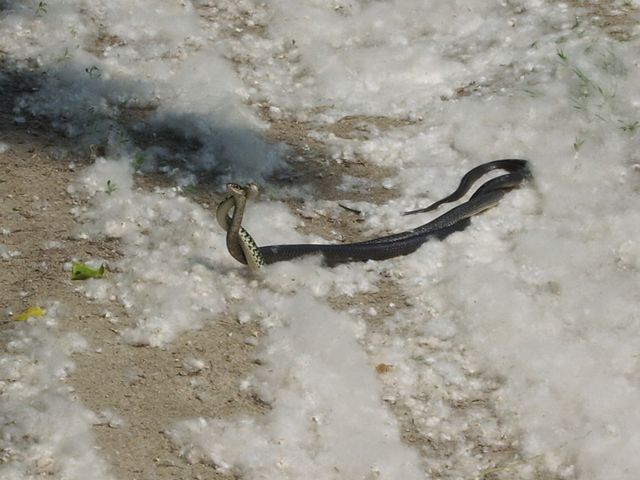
[564,0,640,42]
[0,79,264,480]
[2,4,637,479]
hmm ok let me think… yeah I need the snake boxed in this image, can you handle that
[217,159,531,270]
[216,183,264,270]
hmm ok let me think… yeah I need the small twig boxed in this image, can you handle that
[338,203,362,215]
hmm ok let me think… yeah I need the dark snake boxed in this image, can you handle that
[217,159,532,270]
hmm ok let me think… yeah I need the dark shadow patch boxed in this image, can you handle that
[0,56,283,183]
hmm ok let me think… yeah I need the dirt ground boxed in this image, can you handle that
[0,90,258,480]
[2,2,638,479]
[0,76,416,480]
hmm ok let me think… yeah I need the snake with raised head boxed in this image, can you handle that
[217,159,532,270]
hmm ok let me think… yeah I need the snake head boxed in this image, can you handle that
[226,182,244,195]
[227,182,259,200]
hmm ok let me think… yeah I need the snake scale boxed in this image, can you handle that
[217,159,532,270]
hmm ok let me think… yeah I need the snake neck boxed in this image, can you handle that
[227,192,247,258]
[224,185,264,271]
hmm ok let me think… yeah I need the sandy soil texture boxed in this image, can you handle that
[0,75,417,480]
[2,2,639,479]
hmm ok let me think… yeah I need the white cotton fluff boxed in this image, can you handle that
[0,317,113,480]
[169,293,424,480]
[2,0,640,479]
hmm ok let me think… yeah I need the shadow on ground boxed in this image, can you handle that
[0,57,285,184]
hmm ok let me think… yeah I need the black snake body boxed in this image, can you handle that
[218,159,532,269]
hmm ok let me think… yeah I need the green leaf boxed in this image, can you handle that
[72,262,105,280]
[15,306,46,321]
